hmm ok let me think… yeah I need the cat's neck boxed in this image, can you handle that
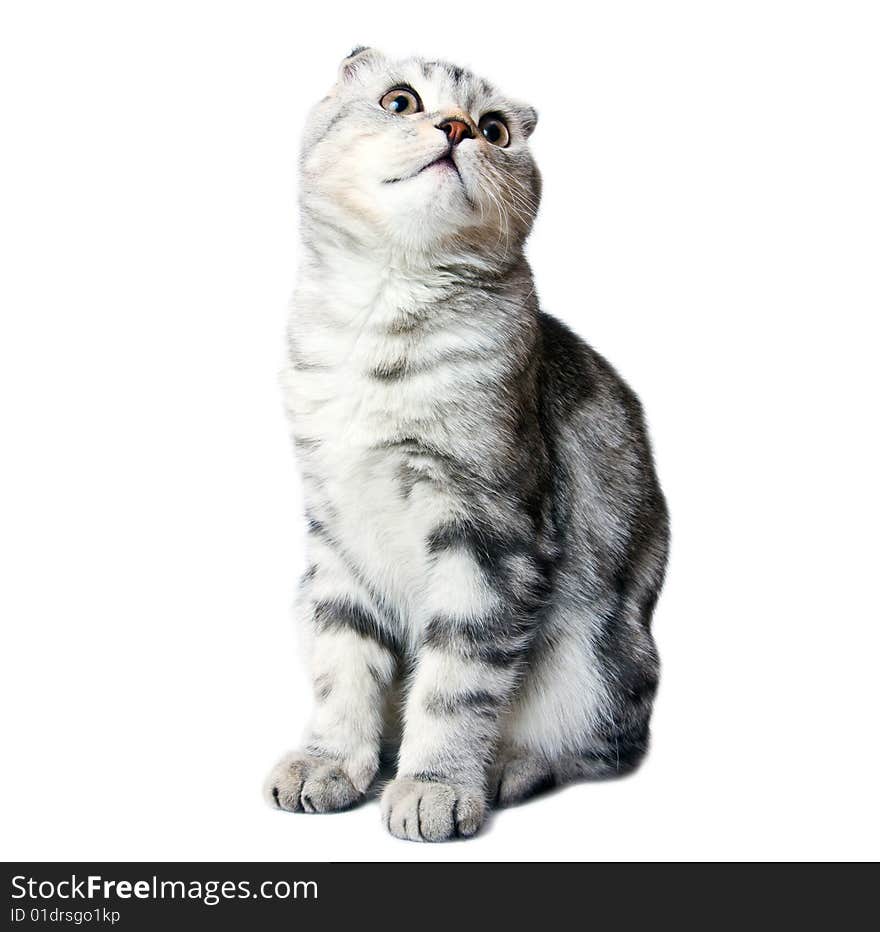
[287,226,542,449]
[295,228,535,335]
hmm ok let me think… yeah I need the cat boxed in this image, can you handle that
[265,47,669,842]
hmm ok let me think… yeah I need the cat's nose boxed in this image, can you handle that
[437,118,473,147]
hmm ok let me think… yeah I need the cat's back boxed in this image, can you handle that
[538,312,649,449]
[537,311,668,561]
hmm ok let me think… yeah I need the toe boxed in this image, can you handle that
[384,782,420,841]
[417,784,456,841]
[301,763,360,813]
[265,755,306,811]
[453,791,485,836]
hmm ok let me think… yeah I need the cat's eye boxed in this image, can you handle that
[479,114,510,148]
[380,87,423,115]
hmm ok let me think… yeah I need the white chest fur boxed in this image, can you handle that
[283,266,485,635]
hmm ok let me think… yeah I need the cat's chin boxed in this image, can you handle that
[380,171,472,235]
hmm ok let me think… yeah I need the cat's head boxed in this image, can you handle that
[300,48,541,263]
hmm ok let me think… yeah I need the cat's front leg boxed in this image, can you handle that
[381,534,543,841]
[266,551,398,813]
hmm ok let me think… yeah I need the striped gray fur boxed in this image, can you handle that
[265,48,668,842]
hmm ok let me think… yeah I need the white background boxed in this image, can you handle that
[2,1,878,862]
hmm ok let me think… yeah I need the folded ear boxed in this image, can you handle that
[514,104,539,139]
[338,46,386,83]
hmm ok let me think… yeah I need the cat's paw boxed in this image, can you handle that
[264,752,362,814]
[380,777,486,842]
[490,753,555,806]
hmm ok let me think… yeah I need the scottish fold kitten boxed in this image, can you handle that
[265,48,668,841]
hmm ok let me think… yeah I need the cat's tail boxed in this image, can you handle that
[554,727,651,782]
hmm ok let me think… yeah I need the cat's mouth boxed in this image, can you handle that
[425,153,460,177]
[383,151,462,185]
